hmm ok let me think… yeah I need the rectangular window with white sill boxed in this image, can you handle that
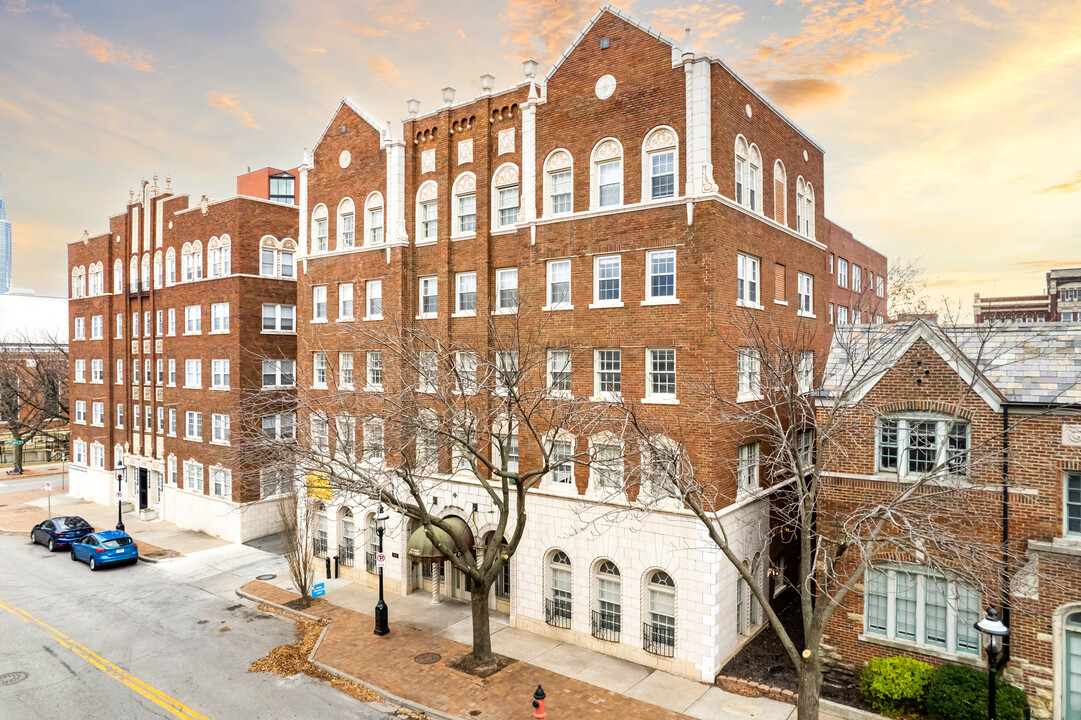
[594,349,621,398]
[646,250,676,302]
[211,414,231,445]
[211,302,229,333]
[185,359,202,388]
[646,348,676,401]
[737,442,759,494]
[74,359,86,382]
[737,348,761,402]
[456,272,477,315]
[853,265,862,293]
[550,169,572,214]
[74,317,85,340]
[211,359,229,389]
[262,304,295,332]
[313,352,327,388]
[210,467,231,499]
[184,305,201,334]
[876,416,969,478]
[496,268,518,311]
[547,260,571,309]
[548,438,574,486]
[418,351,437,393]
[367,351,383,390]
[185,411,202,440]
[797,351,814,394]
[168,359,176,386]
[864,566,980,656]
[454,351,476,395]
[1066,472,1081,536]
[838,258,849,288]
[419,276,437,318]
[261,359,293,388]
[168,308,176,336]
[420,200,437,240]
[338,352,353,389]
[598,159,621,207]
[497,185,519,228]
[737,253,760,306]
[457,193,476,234]
[650,150,675,200]
[547,349,571,396]
[115,313,123,339]
[339,283,353,319]
[91,315,102,340]
[593,255,621,306]
[313,286,327,321]
[116,359,123,384]
[797,273,814,317]
[91,359,103,383]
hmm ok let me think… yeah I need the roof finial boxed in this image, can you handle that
[683,27,694,56]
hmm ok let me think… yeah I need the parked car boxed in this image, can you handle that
[30,516,94,552]
[70,530,139,570]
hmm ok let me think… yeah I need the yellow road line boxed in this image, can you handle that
[0,597,213,720]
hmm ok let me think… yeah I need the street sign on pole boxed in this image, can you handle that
[44,482,52,491]
[116,491,123,499]
[376,552,386,568]
[312,582,326,598]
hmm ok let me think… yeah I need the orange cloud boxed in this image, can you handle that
[343,22,388,37]
[1035,171,1081,195]
[501,0,602,63]
[647,3,744,41]
[368,55,405,86]
[759,78,851,109]
[206,92,260,130]
[52,29,154,71]
[956,5,995,30]
[307,47,326,53]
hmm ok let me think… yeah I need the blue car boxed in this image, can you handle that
[30,516,94,552]
[70,530,139,570]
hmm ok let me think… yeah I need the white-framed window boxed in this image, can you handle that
[876,415,970,478]
[454,351,477,395]
[492,163,520,229]
[185,411,202,441]
[594,560,622,636]
[548,551,573,625]
[546,259,571,309]
[416,412,440,473]
[259,466,290,499]
[168,408,176,436]
[184,460,204,493]
[734,136,762,212]
[90,315,102,339]
[333,415,355,462]
[837,257,849,288]
[547,436,575,487]
[853,265,862,293]
[493,419,519,474]
[644,127,678,201]
[143,311,151,338]
[795,177,815,238]
[311,204,328,253]
[797,351,814,394]
[451,411,477,473]
[737,253,760,307]
[116,403,124,428]
[167,308,176,336]
[91,402,104,426]
[1066,472,1081,537]
[262,412,296,441]
[156,310,163,337]
[337,198,355,249]
[645,571,676,654]
[495,351,518,395]
[310,412,330,456]
[592,254,621,306]
[418,351,437,393]
[455,272,477,315]
[415,181,438,243]
[829,253,834,275]
[184,305,201,334]
[91,358,103,383]
[365,192,384,246]
[184,359,202,388]
[210,466,231,499]
[313,352,327,389]
[366,279,383,319]
[864,566,981,656]
[260,247,276,276]
[73,400,87,423]
[773,160,787,224]
[737,442,759,494]
[419,276,437,318]
[737,348,761,402]
[167,358,175,385]
[364,417,385,463]
[366,351,383,390]
[797,273,814,317]
[74,317,85,340]
[115,358,123,384]
[496,268,518,312]
[338,283,354,319]
[593,349,621,399]
[452,173,476,236]
[115,313,123,339]
[877,275,885,298]
[211,359,230,389]
[544,150,573,216]
[646,249,676,303]
[837,305,848,324]
[338,352,354,390]
[211,414,231,445]
[547,349,571,397]
[645,348,676,401]
[313,286,327,321]
[210,302,229,333]
[591,138,623,209]
[589,438,623,493]
[74,359,86,383]
[854,308,863,325]
[261,304,295,332]
[72,439,86,464]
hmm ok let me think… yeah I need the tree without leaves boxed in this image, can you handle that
[0,333,68,474]
[278,483,319,607]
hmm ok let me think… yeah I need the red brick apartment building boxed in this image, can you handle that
[818,320,1081,719]
[66,176,298,542]
[974,267,1081,324]
[290,3,887,681]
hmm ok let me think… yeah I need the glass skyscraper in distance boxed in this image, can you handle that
[0,172,12,294]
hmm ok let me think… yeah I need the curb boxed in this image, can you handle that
[821,699,889,720]
[715,675,888,720]
[237,587,467,720]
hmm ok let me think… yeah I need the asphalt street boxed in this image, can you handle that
[0,531,390,720]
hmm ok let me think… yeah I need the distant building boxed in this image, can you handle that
[974,267,1081,323]
[0,172,12,294]
[236,167,299,205]
[0,292,68,340]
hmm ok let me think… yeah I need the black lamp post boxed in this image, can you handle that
[115,464,125,531]
[975,606,1011,720]
[373,504,390,636]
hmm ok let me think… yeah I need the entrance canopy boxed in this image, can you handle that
[406,517,474,562]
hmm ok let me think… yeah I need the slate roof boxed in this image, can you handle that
[823,320,1081,406]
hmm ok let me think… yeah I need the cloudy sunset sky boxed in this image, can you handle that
[1,0,1079,313]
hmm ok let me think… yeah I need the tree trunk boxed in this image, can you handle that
[12,442,23,474]
[795,659,824,720]
[469,581,494,665]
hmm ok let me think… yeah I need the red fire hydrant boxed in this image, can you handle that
[532,684,546,720]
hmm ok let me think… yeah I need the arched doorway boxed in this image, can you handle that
[1066,610,1081,720]
[405,515,475,603]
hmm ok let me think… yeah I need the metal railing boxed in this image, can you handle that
[313,536,328,558]
[339,540,354,567]
[544,598,572,629]
[365,551,378,575]
[642,621,675,657]
[590,609,621,642]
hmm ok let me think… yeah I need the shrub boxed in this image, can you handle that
[925,663,1028,720]
[859,656,936,717]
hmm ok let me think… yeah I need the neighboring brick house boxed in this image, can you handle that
[818,319,1081,720]
[66,176,298,542]
[974,267,1081,324]
[292,3,887,682]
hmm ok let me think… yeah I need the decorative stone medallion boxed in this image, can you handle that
[1063,425,1081,446]
[421,149,435,174]
[457,138,473,165]
[498,128,515,155]
[745,104,752,119]
[455,174,476,193]
[339,150,351,169]
[418,181,438,202]
[644,127,676,151]
[595,139,620,160]
[546,149,572,171]
[595,74,616,100]
[803,150,809,162]
[493,164,519,186]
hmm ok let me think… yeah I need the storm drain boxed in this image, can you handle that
[414,653,441,665]
[0,672,28,686]
[256,574,277,581]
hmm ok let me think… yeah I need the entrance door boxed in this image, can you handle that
[450,566,471,601]
[1068,611,1081,720]
[138,468,149,510]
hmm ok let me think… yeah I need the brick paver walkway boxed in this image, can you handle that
[241,580,691,720]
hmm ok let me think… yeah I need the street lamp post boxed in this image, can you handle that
[974,606,1011,720]
[373,504,390,636]
[115,464,125,531]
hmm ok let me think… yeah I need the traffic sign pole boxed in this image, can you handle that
[45,481,52,518]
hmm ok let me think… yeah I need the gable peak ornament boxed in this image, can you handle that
[595,74,616,100]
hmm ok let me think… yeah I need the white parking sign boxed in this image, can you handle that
[376,552,386,568]
[44,482,52,491]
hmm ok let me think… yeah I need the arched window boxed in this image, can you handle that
[337,198,355,249]
[153,251,163,288]
[165,248,176,286]
[643,126,678,202]
[313,502,328,557]
[140,254,150,290]
[543,149,574,216]
[645,570,676,656]
[796,177,815,239]
[546,551,572,628]
[735,136,748,206]
[415,181,438,243]
[773,160,787,225]
[219,236,231,275]
[364,192,384,246]
[591,138,623,209]
[592,560,621,640]
[311,204,328,253]
[339,507,355,566]
[207,237,220,278]
[734,136,762,212]
[191,241,203,280]
[113,259,123,294]
[452,173,476,238]
[492,163,520,229]
[128,256,138,291]
[71,267,81,299]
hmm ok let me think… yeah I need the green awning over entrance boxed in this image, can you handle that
[406,517,474,562]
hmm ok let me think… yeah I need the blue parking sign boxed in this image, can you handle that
[312,582,325,598]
